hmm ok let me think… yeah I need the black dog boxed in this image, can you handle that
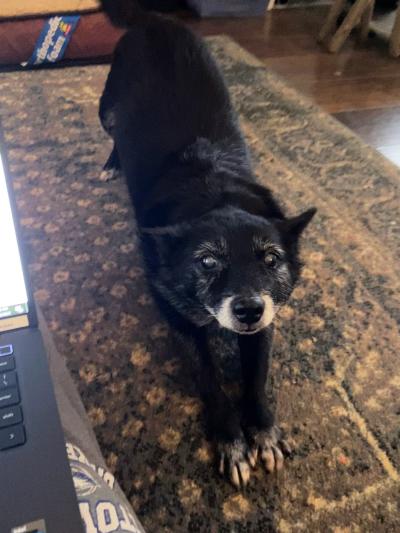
[100,0,316,488]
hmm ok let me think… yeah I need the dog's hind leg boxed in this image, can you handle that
[99,70,123,182]
[99,144,123,182]
[99,102,122,182]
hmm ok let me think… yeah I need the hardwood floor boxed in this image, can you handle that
[182,7,400,167]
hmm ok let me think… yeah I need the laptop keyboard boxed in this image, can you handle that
[0,344,26,451]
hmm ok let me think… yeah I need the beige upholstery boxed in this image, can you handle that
[0,0,99,19]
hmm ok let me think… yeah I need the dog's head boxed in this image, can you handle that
[142,205,316,333]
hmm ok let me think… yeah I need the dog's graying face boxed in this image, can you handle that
[146,206,316,333]
[198,232,287,334]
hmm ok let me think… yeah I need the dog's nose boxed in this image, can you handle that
[232,296,265,325]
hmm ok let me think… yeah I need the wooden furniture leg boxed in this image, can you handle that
[358,0,374,43]
[318,0,347,42]
[389,6,400,57]
[327,0,370,53]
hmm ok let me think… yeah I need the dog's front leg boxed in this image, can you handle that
[184,326,252,488]
[239,325,291,473]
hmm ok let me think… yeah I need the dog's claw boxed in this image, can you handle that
[247,447,258,468]
[219,454,225,476]
[261,447,275,472]
[279,439,292,457]
[231,465,241,488]
[272,445,284,471]
[238,461,250,486]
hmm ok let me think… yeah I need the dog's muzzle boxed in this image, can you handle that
[208,294,275,334]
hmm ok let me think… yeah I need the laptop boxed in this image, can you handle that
[0,135,83,533]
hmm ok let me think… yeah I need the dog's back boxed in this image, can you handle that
[100,2,245,210]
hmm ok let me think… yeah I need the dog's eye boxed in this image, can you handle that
[264,252,279,268]
[201,255,218,270]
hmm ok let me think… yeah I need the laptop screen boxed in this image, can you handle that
[0,152,29,323]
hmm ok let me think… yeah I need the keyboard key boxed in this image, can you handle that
[0,344,13,357]
[0,371,17,390]
[0,357,15,372]
[0,424,25,450]
[0,387,19,408]
[0,406,22,428]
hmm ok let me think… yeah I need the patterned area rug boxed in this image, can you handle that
[1,36,400,532]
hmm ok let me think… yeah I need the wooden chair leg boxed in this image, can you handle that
[318,0,347,42]
[389,6,400,57]
[358,0,374,43]
[327,0,370,53]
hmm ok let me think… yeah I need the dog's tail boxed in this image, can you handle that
[100,0,147,28]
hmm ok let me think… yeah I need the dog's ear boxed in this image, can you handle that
[140,224,187,237]
[280,207,317,239]
[140,223,188,262]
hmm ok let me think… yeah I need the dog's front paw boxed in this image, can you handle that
[247,425,292,473]
[218,437,253,489]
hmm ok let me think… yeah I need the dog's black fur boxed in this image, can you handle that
[100,0,316,488]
